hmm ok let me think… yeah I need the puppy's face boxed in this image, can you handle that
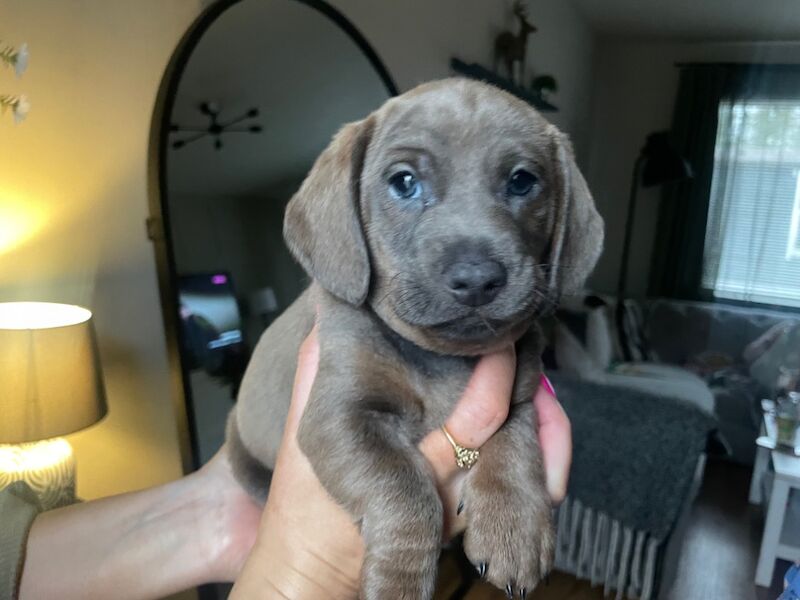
[285,79,603,355]
[362,83,564,353]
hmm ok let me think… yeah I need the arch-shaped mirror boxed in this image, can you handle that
[149,0,397,471]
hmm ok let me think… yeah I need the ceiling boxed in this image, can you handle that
[573,0,800,41]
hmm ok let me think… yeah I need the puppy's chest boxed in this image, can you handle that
[374,322,544,439]
[379,328,478,432]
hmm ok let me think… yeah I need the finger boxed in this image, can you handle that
[534,374,571,504]
[271,325,322,489]
[284,324,320,436]
[419,345,516,485]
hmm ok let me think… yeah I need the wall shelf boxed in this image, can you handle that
[450,58,558,112]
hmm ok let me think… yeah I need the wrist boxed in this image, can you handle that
[178,470,232,582]
[133,471,228,590]
[231,504,362,599]
[182,460,260,584]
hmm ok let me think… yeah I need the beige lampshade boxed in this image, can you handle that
[0,302,107,444]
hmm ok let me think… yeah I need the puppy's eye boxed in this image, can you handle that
[388,171,422,200]
[507,169,538,196]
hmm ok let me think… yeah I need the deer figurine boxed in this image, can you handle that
[494,0,537,85]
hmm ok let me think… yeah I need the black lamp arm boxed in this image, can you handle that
[617,153,646,300]
[615,152,645,362]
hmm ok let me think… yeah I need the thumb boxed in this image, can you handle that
[283,324,320,437]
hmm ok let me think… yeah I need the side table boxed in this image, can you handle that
[748,402,800,587]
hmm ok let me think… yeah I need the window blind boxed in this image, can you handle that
[702,101,800,308]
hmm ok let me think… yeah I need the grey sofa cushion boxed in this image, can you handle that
[640,298,800,465]
[749,322,800,390]
[644,299,800,366]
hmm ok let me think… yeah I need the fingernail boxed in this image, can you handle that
[457,500,464,515]
[520,587,527,599]
[540,373,556,396]
[476,561,487,578]
[506,583,513,598]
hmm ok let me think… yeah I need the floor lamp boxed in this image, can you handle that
[616,132,692,361]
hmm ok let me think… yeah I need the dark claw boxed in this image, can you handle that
[476,561,487,579]
[544,574,551,586]
[457,500,464,515]
[520,587,527,599]
[506,583,514,598]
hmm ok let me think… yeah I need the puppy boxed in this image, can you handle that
[227,78,603,599]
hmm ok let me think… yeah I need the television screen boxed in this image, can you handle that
[177,272,245,375]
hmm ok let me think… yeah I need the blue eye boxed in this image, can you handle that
[507,170,538,196]
[388,171,422,200]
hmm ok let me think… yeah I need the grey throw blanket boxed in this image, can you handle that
[549,374,715,599]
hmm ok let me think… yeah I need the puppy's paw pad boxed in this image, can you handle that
[463,491,555,595]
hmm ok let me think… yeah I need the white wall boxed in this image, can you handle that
[170,194,259,293]
[586,38,800,296]
[336,0,596,160]
[0,0,595,501]
[0,0,204,499]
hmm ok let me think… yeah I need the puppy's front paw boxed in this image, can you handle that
[359,503,442,600]
[360,542,439,600]
[462,485,555,598]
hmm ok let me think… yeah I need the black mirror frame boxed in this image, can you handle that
[147,0,398,473]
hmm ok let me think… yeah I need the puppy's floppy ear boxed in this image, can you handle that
[547,129,604,296]
[284,117,374,305]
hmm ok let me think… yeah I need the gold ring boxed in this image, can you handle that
[441,426,480,470]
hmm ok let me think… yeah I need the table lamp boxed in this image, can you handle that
[0,302,107,509]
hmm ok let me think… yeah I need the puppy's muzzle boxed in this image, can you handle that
[443,247,507,307]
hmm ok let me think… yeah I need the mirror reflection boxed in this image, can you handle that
[164,0,393,464]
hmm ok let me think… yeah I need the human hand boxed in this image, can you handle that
[535,373,572,504]
[229,326,571,598]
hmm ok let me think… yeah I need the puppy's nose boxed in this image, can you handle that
[444,257,507,307]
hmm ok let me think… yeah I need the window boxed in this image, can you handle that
[702,100,800,308]
[788,175,800,260]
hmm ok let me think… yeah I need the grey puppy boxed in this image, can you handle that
[227,78,603,599]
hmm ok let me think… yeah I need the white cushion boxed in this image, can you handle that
[601,362,715,415]
[750,323,800,390]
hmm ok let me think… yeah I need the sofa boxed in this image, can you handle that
[549,295,800,465]
[638,299,800,464]
[534,296,799,597]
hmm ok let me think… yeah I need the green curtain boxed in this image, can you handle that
[648,63,800,300]
[648,64,739,298]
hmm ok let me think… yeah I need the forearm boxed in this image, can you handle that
[18,472,219,600]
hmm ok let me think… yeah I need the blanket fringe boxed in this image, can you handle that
[555,497,662,600]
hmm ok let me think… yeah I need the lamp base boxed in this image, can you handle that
[0,438,76,509]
